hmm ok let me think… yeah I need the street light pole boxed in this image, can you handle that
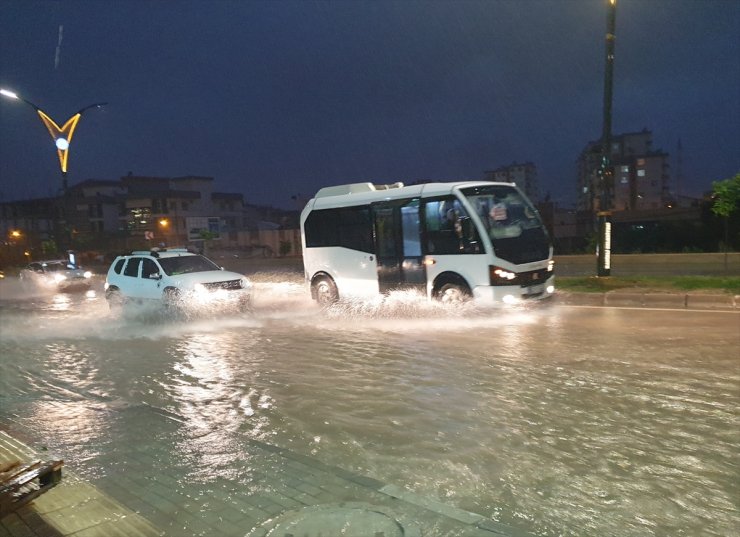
[596,0,617,277]
[0,88,107,192]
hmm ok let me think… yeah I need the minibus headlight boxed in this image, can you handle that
[490,265,517,285]
[547,260,555,272]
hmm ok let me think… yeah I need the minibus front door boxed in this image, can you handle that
[373,201,425,294]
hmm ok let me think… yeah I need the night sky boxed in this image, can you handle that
[1,0,738,209]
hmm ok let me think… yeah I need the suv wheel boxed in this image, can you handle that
[163,287,184,317]
[106,289,124,310]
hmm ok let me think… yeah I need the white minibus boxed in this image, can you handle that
[300,181,554,305]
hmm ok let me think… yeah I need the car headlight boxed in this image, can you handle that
[193,283,208,295]
[240,277,251,290]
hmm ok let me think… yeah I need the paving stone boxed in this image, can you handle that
[70,517,162,537]
[0,514,34,537]
[14,509,60,536]
[380,484,483,525]
[147,495,180,515]
[294,482,322,497]
[289,492,317,506]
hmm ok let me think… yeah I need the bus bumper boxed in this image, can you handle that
[473,275,555,304]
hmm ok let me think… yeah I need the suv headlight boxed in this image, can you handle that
[193,283,207,295]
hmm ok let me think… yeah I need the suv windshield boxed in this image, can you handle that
[157,255,221,276]
[461,185,550,264]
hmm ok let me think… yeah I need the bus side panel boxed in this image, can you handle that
[424,254,491,297]
[304,246,379,299]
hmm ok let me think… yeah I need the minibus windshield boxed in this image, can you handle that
[461,185,550,264]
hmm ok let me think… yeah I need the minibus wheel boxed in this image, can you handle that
[436,282,471,304]
[313,276,338,306]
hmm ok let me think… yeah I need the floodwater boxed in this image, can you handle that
[0,273,738,536]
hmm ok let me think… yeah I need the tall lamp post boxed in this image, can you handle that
[0,88,107,192]
[596,0,617,277]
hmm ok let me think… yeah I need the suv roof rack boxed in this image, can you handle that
[130,247,191,258]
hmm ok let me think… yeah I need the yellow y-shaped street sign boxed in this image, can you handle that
[0,88,106,191]
[36,109,82,174]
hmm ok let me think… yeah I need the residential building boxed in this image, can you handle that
[484,162,539,202]
[577,129,671,213]
[0,174,301,265]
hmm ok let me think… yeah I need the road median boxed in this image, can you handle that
[556,290,738,310]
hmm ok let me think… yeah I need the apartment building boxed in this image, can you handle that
[1,174,301,263]
[484,162,539,202]
[577,129,671,213]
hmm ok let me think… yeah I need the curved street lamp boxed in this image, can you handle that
[0,88,107,192]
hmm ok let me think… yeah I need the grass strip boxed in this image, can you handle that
[556,275,740,295]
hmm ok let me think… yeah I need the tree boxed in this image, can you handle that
[711,173,740,219]
[711,172,740,265]
[198,229,218,256]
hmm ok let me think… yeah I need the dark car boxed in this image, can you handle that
[19,260,93,291]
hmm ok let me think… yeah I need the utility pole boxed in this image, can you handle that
[597,0,617,277]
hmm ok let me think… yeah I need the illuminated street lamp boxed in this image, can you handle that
[158,218,171,246]
[0,88,107,192]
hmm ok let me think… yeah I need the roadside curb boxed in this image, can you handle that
[556,291,739,311]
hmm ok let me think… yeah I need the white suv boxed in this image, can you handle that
[104,249,251,313]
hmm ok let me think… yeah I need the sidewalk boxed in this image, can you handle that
[555,290,739,311]
[1,431,162,537]
[1,429,534,537]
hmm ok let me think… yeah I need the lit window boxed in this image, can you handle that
[637,169,646,177]
[637,158,646,166]
[621,166,629,173]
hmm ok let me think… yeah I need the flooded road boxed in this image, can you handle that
[0,274,738,536]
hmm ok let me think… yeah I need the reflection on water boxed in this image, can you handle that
[0,275,738,536]
[166,332,273,481]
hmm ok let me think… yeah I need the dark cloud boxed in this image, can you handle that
[1,0,738,207]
